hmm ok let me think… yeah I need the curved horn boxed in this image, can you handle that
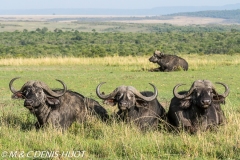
[96,82,119,100]
[9,77,21,93]
[40,79,67,97]
[173,83,195,99]
[130,83,158,102]
[215,82,229,98]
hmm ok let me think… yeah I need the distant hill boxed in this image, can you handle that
[167,9,240,23]
[0,3,240,15]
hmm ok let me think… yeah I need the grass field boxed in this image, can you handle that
[0,54,240,159]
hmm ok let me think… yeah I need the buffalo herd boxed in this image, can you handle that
[7,51,230,134]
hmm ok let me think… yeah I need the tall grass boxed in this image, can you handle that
[1,54,240,69]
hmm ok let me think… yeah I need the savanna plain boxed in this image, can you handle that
[0,55,240,160]
[1,16,240,159]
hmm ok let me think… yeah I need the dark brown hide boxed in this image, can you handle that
[96,82,166,130]
[167,80,229,133]
[9,77,108,130]
[149,50,188,72]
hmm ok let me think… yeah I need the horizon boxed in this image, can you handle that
[0,0,240,10]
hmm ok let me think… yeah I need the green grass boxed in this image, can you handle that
[0,55,240,159]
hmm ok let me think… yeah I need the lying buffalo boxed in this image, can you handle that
[149,50,188,72]
[167,80,229,133]
[96,82,166,130]
[9,77,108,130]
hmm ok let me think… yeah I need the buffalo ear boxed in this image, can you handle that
[136,99,148,108]
[213,95,225,104]
[46,97,60,106]
[12,91,23,99]
[212,89,226,104]
[103,99,117,106]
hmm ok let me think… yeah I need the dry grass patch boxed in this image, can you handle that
[113,16,226,25]
[0,56,149,66]
[1,54,240,71]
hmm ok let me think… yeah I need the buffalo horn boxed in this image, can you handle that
[173,83,195,99]
[39,79,67,97]
[9,77,21,93]
[9,77,67,97]
[130,83,158,102]
[215,82,229,98]
[96,82,119,99]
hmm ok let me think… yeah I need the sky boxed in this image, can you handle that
[0,0,239,10]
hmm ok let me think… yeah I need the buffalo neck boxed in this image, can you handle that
[33,104,51,126]
[191,104,209,117]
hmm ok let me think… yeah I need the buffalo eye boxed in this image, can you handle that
[207,89,212,95]
[195,89,200,96]
[129,94,134,99]
[31,87,35,92]
[23,88,30,96]
[116,93,122,100]
[23,90,27,95]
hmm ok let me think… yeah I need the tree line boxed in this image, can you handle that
[0,27,240,58]
[168,9,240,23]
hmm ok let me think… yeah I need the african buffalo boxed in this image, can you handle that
[96,82,166,130]
[9,77,108,130]
[149,50,188,72]
[167,80,229,133]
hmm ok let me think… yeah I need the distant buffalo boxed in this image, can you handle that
[167,80,229,133]
[149,50,188,72]
[9,77,108,130]
[96,82,166,130]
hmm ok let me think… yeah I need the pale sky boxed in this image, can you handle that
[0,0,239,10]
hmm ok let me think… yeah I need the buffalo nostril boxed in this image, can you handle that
[24,100,34,106]
[202,100,211,105]
[120,102,127,106]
